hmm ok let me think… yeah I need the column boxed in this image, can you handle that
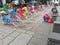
[2,0,6,5]
[2,0,7,11]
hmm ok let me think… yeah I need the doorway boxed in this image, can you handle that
[0,0,3,7]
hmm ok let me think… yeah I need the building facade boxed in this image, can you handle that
[0,0,32,7]
[0,0,25,7]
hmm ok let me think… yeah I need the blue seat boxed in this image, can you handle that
[44,18,48,22]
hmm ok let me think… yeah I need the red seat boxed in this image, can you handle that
[48,18,53,23]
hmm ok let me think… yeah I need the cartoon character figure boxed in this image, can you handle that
[43,13,50,22]
[43,14,50,18]
[17,3,24,17]
[3,14,10,24]
[0,11,11,24]
[34,3,39,12]
[28,4,33,13]
[17,3,27,20]
[7,3,16,18]
[7,3,19,26]
[23,4,29,15]
[27,4,34,15]
[3,4,7,11]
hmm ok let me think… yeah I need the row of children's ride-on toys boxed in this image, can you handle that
[0,3,44,26]
[43,5,58,23]
[43,14,53,23]
[0,2,51,26]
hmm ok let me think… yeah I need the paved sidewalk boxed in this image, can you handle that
[28,22,53,45]
[0,6,52,45]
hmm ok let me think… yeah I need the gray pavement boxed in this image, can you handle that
[28,22,53,45]
[47,6,60,45]
[0,6,52,45]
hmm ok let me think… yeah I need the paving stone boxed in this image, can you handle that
[9,31,21,38]
[16,29,26,33]
[35,23,52,35]
[0,32,8,40]
[2,37,14,45]
[9,33,33,45]
[0,26,16,33]
[0,35,4,40]
[33,33,48,41]
[25,31,34,35]
[36,30,49,35]
[3,28,15,33]
[0,29,16,40]
[0,26,9,32]
[0,41,4,45]
[21,23,36,30]
[28,37,47,45]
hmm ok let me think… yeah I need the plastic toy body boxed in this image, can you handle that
[43,14,50,22]
[7,3,16,18]
[7,3,13,8]
[23,7,29,14]
[17,8,24,16]
[2,14,10,23]
[34,6,39,11]
[48,18,53,23]
[3,4,7,11]
[44,14,50,18]
[8,8,16,18]
[44,18,48,22]
[28,5,33,13]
